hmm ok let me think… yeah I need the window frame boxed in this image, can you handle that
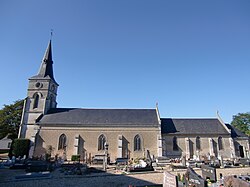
[33,93,39,109]
[196,136,201,151]
[58,134,67,150]
[98,134,106,151]
[218,136,224,150]
[134,134,142,151]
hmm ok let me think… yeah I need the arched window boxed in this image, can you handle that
[58,134,67,150]
[173,136,178,151]
[218,136,223,150]
[98,134,106,150]
[196,136,201,150]
[134,134,141,151]
[33,94,39,109]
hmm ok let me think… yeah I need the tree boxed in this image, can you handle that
[231,112,250,136]
[9,138,30,158]
[0,100,24,140]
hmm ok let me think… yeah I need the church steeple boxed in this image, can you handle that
[37,40,55,81]
[19,38,59,157]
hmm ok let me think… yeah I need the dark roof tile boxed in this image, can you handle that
[39,108,159,127]
[225,124,249,138]
[161,118,230,135]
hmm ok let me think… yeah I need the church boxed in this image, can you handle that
[18,40,249,162]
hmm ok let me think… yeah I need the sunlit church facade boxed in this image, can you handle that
[18,40,249,162]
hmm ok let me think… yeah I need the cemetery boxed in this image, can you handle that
[1,148,250,187]
[0,137,250,187]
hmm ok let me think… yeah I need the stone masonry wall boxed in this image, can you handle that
[162,134,232,159]
[35,126,159,162]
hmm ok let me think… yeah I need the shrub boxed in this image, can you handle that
[0,150,9,154]
[71,155,80,162]
[9,138,30,158]
[45,145,54,161]
[177,173,181,181]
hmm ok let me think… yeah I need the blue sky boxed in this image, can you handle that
[0,0,249,123]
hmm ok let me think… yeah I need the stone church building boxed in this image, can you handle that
[18,40,249,162]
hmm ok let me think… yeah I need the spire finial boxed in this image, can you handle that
[50,29,53,40]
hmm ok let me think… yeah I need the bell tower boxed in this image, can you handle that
[18,40,59,143]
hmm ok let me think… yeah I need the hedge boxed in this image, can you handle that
[8,138,30,158]
[71,155,80,161]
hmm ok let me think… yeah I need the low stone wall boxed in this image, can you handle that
[224,175,249,187]
[170,167,250,181]
[216,167,250,179]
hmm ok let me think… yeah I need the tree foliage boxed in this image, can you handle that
[0,100,24,140]
[231,112,250,136]
[9,138,30,158]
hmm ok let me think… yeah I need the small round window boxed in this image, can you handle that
[35,82,42,88]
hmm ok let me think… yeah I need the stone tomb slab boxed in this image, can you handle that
[15,171,52,181]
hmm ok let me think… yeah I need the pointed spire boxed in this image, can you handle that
[37,40,55,81]
[43,40,53,62]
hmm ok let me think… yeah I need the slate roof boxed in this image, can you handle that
[30,40,57,84]
[225,124,249,138]
[38,108,159,127]
[161,118,230,135]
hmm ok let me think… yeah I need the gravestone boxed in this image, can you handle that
[185,167,207,187]
[163,171,178,187]
[181,154,186,167]
[239,158,250,166]
[201,165,217,182]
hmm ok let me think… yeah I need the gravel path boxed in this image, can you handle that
[0,168,163,187]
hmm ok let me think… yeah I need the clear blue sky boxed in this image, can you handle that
[0,0,249,123]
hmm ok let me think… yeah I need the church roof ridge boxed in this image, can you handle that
[50,107,157,111]
[161,117,218,120]
[77,107,154,110]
